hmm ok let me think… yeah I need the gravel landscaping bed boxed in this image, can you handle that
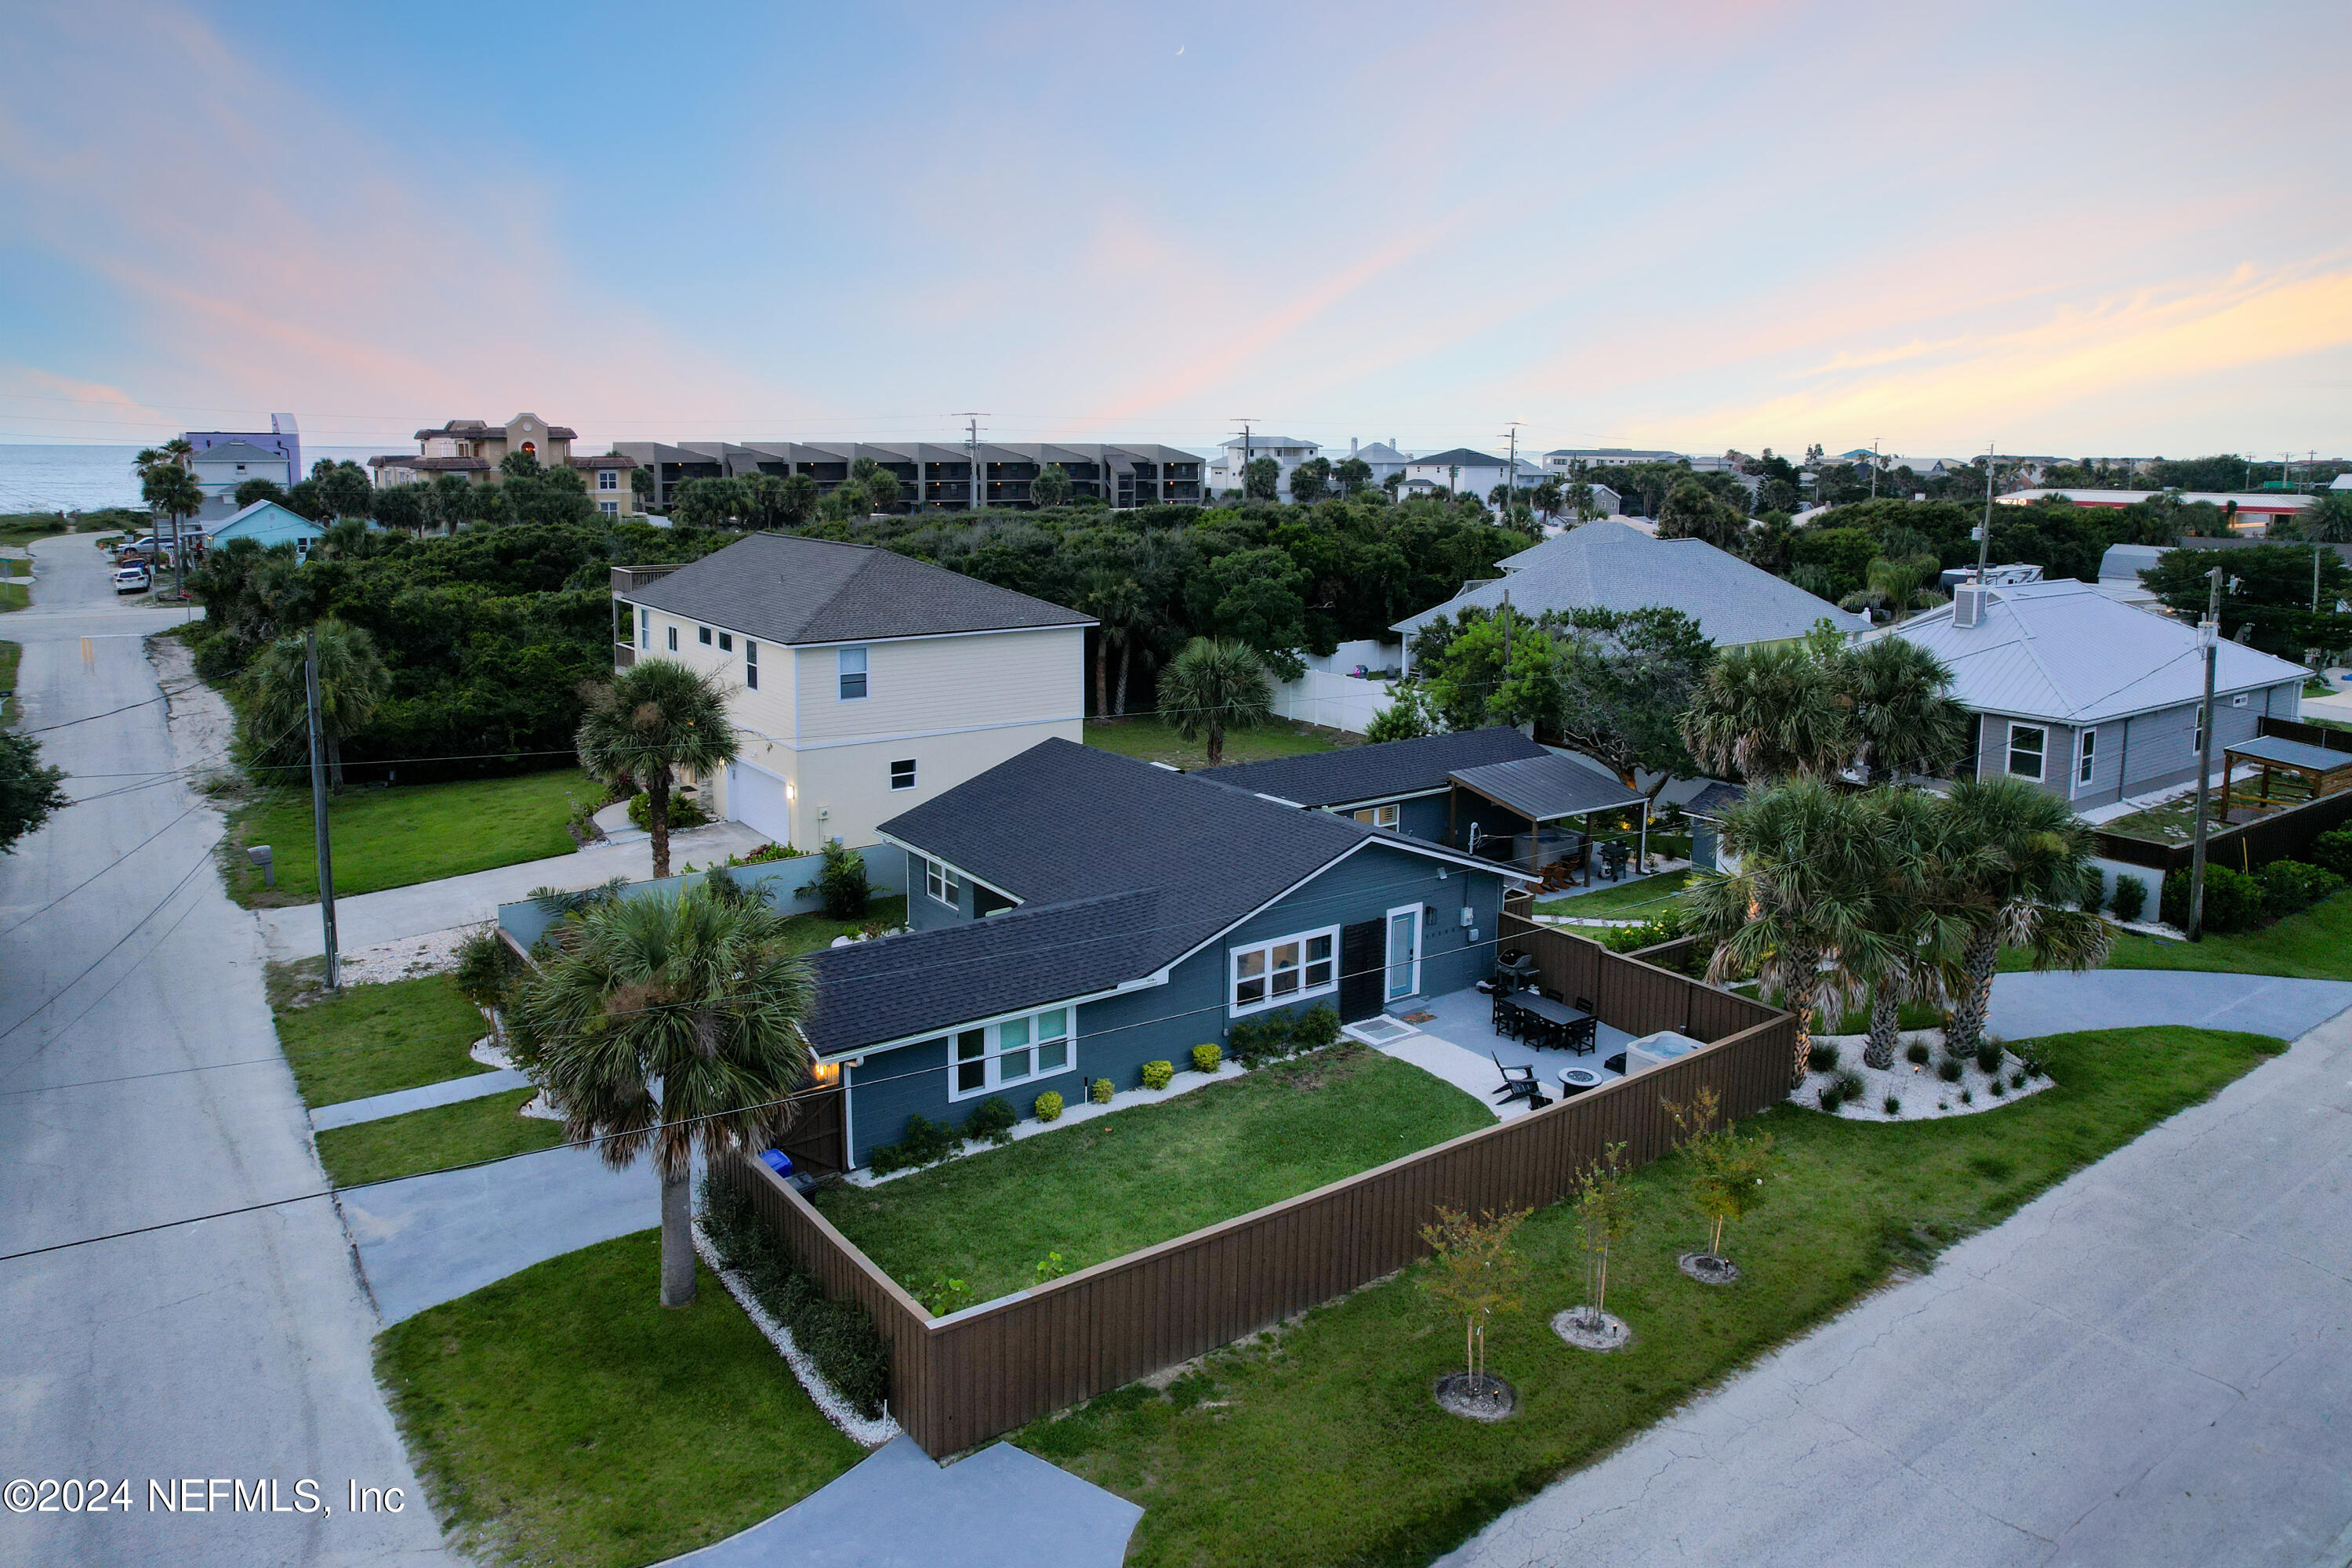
[1791,1029,2053,1121]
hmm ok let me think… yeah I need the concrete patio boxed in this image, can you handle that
[1375,985,1639,1117]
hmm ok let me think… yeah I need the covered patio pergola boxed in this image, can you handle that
[2219,734,2352,822]
[1447,753,1650,890]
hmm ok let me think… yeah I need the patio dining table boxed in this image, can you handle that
[1499,990,1598,1054]
[1504,992,1583,1028]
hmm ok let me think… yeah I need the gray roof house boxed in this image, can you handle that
[801,739,1526,1166]
[1394,519,1865,668]
[1871,579,2309,810]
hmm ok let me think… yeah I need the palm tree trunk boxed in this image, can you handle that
[648,775,672,880]
[1114,641,1131,716]
[325,732,345,791]
[1864,986,1899,1069]
[1094,638,1109,720]
[1948,928,1998,1052]
[1207,720,1224,767]
[659,1165,696,1308]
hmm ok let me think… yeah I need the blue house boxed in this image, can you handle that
[204,497,334,559]
[802,739,1527,1168]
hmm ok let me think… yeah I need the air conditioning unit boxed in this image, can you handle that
[1953,583,1986,628]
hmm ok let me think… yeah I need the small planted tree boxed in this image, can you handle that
[1564,1142,1635,1345]
[1417,1205,1530,1415]
[800,838,870,920]
[1664,1086,1775,1282]
[1157,637,1272,766]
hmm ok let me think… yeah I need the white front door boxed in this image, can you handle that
[1385,904,1422,1003]
[727,760,794,845]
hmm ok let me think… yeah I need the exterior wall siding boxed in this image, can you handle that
[791,627,1083,747]
[842,842,1510,1165]
[1967,680,2303,808]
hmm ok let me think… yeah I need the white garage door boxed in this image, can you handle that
[727,760,793,845]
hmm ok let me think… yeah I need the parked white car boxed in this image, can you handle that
[112,564,151,595]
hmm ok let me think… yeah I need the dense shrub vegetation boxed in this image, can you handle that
[698,1169,891,1417]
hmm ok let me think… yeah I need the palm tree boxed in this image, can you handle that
[1851,789,1975,1068]
[1681,642,1853,782]
[575,659,741,879]
[1078,570,1150,717]
[1843,637,1971,786]
[510,887,816,1308]
[1686,778,1893,1082]
[238,618,390,788]
[1940,775,2113,1054]
[1157,637,1272,766]
[138,453,204,600]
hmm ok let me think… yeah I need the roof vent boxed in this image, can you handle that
[1953,583,1986,629]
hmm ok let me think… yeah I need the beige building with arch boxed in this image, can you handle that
[369,412,641,517]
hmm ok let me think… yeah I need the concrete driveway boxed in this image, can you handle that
[0,538,452,1566]
[1439,1004,2352,1568]
[1990,967,2352,1044]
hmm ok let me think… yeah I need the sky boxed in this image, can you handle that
[2,0,2348,464]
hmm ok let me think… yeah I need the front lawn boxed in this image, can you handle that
[775,894,908,956]
[1084,714,1355,771]
[1019,1025,2284,1567]
[0,639,18,725]
[270,967,493,1107]
[379,1229,861,1568]
[2093,888,2352,982]
[815,1044,1494,1302]
[223,767,591,906]
[316,1089,565,1189]
[1535,868,1692,920]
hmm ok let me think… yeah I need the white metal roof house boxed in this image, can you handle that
[1870,579,2307,810]
[1206,435,1321,498]
[1392,519,1865,670]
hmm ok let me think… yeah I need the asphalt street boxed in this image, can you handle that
[0,537,452,1566]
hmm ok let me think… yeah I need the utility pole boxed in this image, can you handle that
[1229,419,1255,501]
[1976,443,1997,583]
[2187,565,2223,942]
[305,629,341,990]
[1501,422,1523,517]
[1870,437,1881,500]
[955,413,987,511]
[1500,587,1514,719]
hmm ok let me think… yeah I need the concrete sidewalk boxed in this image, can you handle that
[257,820,771,958]
[309,1067,531,1131]
[1439,1006,2352,1568]
[1990,967,2352,1043]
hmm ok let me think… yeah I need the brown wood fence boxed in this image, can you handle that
[720,919,1795,1457]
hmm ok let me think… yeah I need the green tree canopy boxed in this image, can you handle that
[2140,543,2352,655]
[1243,456,1281,502]
[1031,463,1072,508]
[0,729,70,855]
[238,617,392,789]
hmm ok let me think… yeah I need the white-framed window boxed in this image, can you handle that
[598,499,619,516]
[2193,710,2205,755]
[718,632,733,652]
[838,645,868,700]
[597,468,619,491]
[699,626,713,645]
[745,641,758,690]
[949,1006,1073,1099]
[2007,722,2045,780]
[924,856,960,908]
[891,758,916,790]
[1352,803,1400,829]
[638,606,649,644]
[666,625,677,652]
[2077,728,2096,787]
[1229,926,1339,1015]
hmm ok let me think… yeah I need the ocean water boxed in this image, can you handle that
[0,444,386,514]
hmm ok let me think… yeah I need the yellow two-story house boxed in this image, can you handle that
[611,534,1091,851]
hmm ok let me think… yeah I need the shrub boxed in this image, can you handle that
[799,839,871,920]
[699,1170,891,1417]
[964,1095,1017,1145]
[1807,1040,1841,1073]
[1192,1043,1222,1075]
[2111,874,2147,924]
[1936,1057,1964,1083]
[2009,1069,2027,1089]
[1974,1039,2004,1075]
[866,1112,961,1176]
[1089,1077,1114,1105]
[1834,1068,1865,1102]
[1225,1014,1290,1067]
[1291,1004,1341,1051]
[1033,1090,1064,1123]
[1033,1252,1068,1285]
[2161,864,2263,933]
[1988,1075,2006,1097]
[1141,1060,1174,1091]
[1882,1094,1901,1116]
[451,922,518,1014]
[2259,858,2344,918]
[1817,1085,1842,1112]
[920,1276,973,1316]
[627,789,711,831]
[1959,1087,1974,1105]
[2078,866,2104,913]
[2017,1040,2048,1080]
[2312,826,2352,881]
[725,841,799,866]
[1904,1040,1931,1066]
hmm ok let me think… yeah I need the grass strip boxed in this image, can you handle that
[270,968,494,1107]
[379,1229,861,1568]
[815,1043,1494,1302]
[223,767,590,906]
[1018,1026,2285,1567]
[314,1089,564,1188]
[1083,713,1352,770]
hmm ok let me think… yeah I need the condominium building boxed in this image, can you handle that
[368,412,642,517]
[612,440,1205,514]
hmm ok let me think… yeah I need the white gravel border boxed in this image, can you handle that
[1791,1031,2053,1121]
[691,1218,901,1449]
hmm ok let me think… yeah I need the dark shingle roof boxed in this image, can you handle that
[1448,755,1646,822]
[622,533,1091,646]
[1195,728,1547,808]
[1683,780,1746,818]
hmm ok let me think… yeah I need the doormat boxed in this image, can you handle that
[1399,1011,1436,1024]
[1342,1016,1418,1047]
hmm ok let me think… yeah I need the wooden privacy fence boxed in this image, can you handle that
[2094,781,2352,873]
[720,920,1795,1458]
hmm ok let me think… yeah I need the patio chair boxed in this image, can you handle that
[1490,1052,1552,1109]
[1574,996,1594,1016]
[1563,1017,1598,1055]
